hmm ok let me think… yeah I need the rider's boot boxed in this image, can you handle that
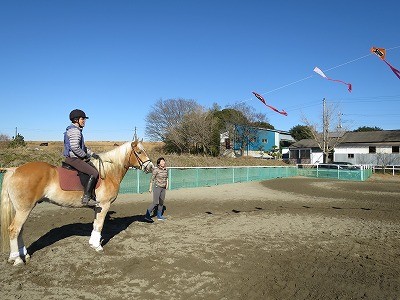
[81,175,99,207]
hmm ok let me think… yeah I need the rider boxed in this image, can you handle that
[63,109,100,207]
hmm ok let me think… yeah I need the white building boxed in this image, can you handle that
[289,130,400,165]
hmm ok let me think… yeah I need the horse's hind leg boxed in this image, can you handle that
[8,209,33,265]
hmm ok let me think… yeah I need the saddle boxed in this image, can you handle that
[58,162,101,191]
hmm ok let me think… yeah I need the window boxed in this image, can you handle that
[369,146,376,153]
[392,146,399,153]
[300,149,311,159]
[348,154,354,158]
[225,138,231,149]
[262,138,268,143]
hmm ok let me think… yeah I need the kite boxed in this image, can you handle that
[371,46,400,79]
[252,92,288,116]
[313,67,352,92]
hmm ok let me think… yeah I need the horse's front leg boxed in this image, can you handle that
[89,201,111,252]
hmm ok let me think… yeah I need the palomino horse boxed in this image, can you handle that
[1,140,153,266]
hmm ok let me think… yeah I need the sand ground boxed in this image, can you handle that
[0,175,399,300]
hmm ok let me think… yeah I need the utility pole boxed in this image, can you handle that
[322,98,327,163]
[133,126,137,141]
[337,112,343,129]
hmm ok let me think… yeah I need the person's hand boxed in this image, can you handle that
[91,153,100,159]
[148,189,152,193]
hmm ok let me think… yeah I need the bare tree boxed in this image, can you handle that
[228,102,267,124]
[167,108,217,155]
[0,133,10,141]
[302,99,347,163]
[0,133,10,149]
[145,98,202,141]
[376,153,400,174]
[227,102,268,156]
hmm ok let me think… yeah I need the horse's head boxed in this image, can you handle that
[128,140,154,173]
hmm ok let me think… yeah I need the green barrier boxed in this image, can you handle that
[297,165,373,181]
[0,171,4,191]
[0,165,372,196]
[116,166,295,192]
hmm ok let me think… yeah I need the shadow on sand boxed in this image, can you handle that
[27,211,144,256]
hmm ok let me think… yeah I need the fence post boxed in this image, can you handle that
[168,169,172,190]
[136,169,140,194]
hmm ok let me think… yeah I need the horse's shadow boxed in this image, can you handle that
[27,211,144,256]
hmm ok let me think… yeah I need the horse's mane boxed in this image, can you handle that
[95,142,132,176]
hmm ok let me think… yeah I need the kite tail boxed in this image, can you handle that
[328,78,352,92]
[384,60,400,79]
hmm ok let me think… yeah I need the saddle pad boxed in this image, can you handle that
[58,167,101,191]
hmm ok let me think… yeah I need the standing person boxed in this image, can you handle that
[63,109,100,207]
[144,157,168,222]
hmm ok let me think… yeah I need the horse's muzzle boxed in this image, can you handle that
[142,161,154,173]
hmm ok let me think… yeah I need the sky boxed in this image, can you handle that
[1,0,399,141]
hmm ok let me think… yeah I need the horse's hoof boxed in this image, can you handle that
[92,244,103,252]
[13,257,24,266]
[7,257,16,264]
[24,254,31,264]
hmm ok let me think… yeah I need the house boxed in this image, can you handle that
[334,130,400,165]
[289,130,400,165]
[289,139,323,164]
[221,125,295,158]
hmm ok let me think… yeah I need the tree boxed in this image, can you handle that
[223,102,269,156]
[302,99,347,163]
[0,133,11,149]
[251,121,275,130]
[0,133,10,141]
[8,133,26,148]
[145,98,202,142]
[353,126,383,132]
[289,125,313,141]
[168,108,218,155]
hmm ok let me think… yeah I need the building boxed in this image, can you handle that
[289,130,400,165]
[334,130,400,165]
[221,125,295,158]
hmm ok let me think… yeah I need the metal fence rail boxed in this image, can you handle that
[297,164,373,181]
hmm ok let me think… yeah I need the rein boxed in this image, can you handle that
[96,157,106,180]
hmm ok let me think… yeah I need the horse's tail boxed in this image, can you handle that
[1,169,15,252]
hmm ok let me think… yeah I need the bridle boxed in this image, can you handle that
[124,145,152,172]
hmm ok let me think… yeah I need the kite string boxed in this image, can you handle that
[261,45,400,96]
[239,45,400,106]
[324,53,371,72]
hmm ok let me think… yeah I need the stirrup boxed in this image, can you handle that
[82,196,99,207]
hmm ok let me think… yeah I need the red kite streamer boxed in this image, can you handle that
[371,46,400,79]
[252,92,288,116]
[313,67,352,92]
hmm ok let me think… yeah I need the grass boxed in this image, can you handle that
[0,141,289,168]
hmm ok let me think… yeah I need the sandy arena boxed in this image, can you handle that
[0,175,399,300]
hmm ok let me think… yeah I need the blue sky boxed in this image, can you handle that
[1,1,399,141]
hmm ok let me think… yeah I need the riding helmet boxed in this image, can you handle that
[69,109,89,121]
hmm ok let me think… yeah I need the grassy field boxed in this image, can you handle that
[0,141,288,168]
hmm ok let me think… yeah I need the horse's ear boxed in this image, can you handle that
[140,138,143,143]
[131,140,138,148]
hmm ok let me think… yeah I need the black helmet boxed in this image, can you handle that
[69,109,88,121]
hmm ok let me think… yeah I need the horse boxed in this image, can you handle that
[1,140,153,266]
